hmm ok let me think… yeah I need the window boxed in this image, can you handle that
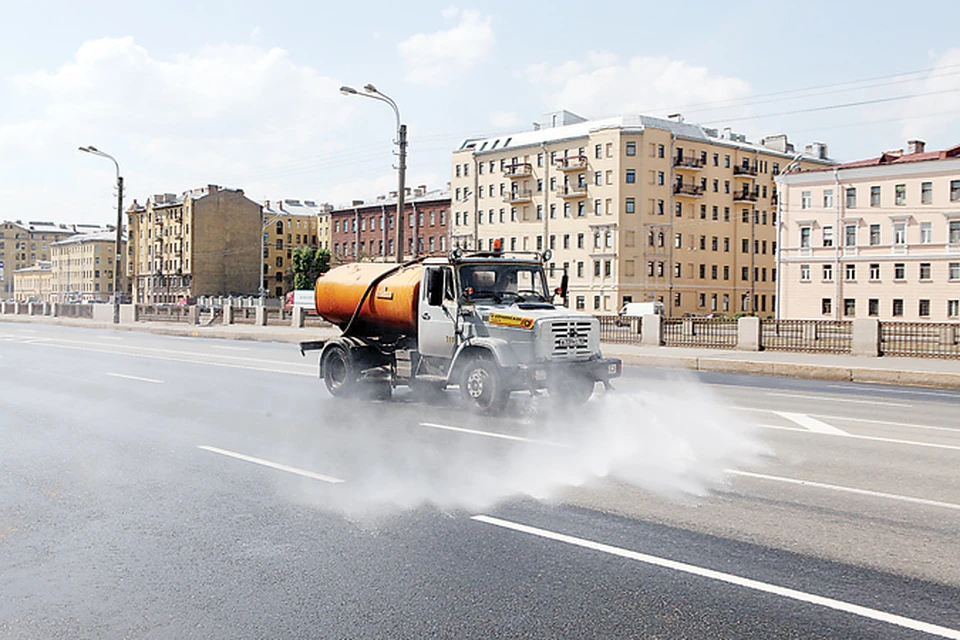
[892,299,904,316]
[594,172,602,186]
[594,296,601,310]
[870,186,881,207]
[577,262,584,277]
[657,144,665,158]
[575,296,585,310]
[801,191,811,209]
[951,180,960,202]
[844,224,857,247]
[742,238,749,253]
[626,169,636,184]
[845,264,856,281]
[894,222,906,245]
[822,298,832,315]
[951,263,960,281]
[741,266,749,281]
[594,260,601,276]
[920,263,931,280]
[919,299,931,317]
[868,299,879,317]
[846,187,857,208]
[800,226,811,248]
[921,222,932,244]
[921,182,933,204]
[895,184,906,205]
[657,171,665,185]
[675,202,682,217]
[870,263,880,280]
[625,141,636,156]
[950,300,960,318]
[822,225,833,247]
[823,264,833,281]
[844,298,856,317]
[869,224,881,245]
[823,189,833,208]
[625,198,635,213]
[950,220,960,245]
[594,144,602,159]
[894,263,905,280]
[577,233,584,249]
[593,199,601,215]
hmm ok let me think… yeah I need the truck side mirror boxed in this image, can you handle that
[556,273,569,299]
[426,269,444,307]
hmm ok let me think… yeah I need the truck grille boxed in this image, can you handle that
[549,320,594,359]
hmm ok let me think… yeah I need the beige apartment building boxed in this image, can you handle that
[127,185,261,303]
[49,231,127,302]
[0,221,84,298]
[260,199,327,298]
[779,141,960,321]
[12,261,51,302]
[450,111,832,316]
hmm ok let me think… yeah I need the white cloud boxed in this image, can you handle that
[523,51,751,121]
[489,110,522,129]
[398,9,494,86]
[898,48,960,146]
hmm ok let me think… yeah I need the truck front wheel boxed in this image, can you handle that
[322,344,357,398]
[459,358,509,415]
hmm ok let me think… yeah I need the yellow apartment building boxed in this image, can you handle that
[0,221,79,298]
[450,111,833,316]
[127,185,262,303]
[12,261,52,302]
[779,140,960,321]
[50,231,127,302]
[260,199,325,299]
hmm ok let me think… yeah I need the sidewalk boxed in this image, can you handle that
[4,314,960,390]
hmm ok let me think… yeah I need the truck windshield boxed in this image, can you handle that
[458,263,550,303]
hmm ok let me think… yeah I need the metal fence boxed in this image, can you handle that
[56,304,94,319]
[880,322,960,359]
[231,306,258,325]
[761,319,852,353]
[136,305,191,323]
[662,318,738,348]
[597,315,642,344]
[265,308,293,326]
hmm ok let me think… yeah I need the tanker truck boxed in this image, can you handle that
[299,245,622,414]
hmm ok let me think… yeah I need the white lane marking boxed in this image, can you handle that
[774,412,848,436]
[757,424,960,452]
[419,423,572,448]
[106,372,164,384]
[197,446,344,484]
[100,336,122,341]
[471,515,960,640]
[729,470,960,511]
[210,345,250,351]
[727,405,960,434]
[827,384,960,399]
[764,392,911,407]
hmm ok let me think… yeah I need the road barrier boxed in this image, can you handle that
[880,322,960,359]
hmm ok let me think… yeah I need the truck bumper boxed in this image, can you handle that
[516,357,622,389]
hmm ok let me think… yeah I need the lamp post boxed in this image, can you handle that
[340,83,407,262]
[79,145,123,324]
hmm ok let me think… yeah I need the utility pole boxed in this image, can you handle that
[396,123,407,262]
[114,174,123,323]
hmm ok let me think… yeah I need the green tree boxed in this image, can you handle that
[291,247,331,291]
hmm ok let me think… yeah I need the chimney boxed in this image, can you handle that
[352,200,364,206]
[907,139,926,154]
[389,190,398,198]
[667,113,684,123]
[207,184,219,194]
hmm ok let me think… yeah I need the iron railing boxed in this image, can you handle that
[136,305,191,322]
[265,307,294,326]
[761,319,852,353]
[880,322,960,359]
[232,307,258,325]
[662,318,738,348]
[597,315,642,344]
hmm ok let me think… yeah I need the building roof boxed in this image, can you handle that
[329,187,451,214]
[457,112,834,164]
[52,231,118,246]
[802,143,960,172]
[13,261,51,274]
[261,198,330,217]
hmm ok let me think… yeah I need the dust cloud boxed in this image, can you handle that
[276,370,770,521]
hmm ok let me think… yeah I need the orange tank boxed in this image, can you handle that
[314,262,422,334]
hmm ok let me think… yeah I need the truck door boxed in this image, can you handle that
[418,266,457,358]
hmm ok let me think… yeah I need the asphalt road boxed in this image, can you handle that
[2,322,959,639]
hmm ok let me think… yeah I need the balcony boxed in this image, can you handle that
[734,165,758,177]
[504,162,533,179]
[673,156,703,170]
[733,190,759,202]
[504,189,533,204]
[556,155,588,172]
[673,184,703,198]
[558,185,587,199]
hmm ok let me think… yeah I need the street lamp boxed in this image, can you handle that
[340,83,407,262]
[79,145,124,324]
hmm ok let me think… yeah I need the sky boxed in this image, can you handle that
[2,0,959,226]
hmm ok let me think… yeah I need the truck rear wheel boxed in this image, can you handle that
[322,344,358,398]
[459,358,509,415]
